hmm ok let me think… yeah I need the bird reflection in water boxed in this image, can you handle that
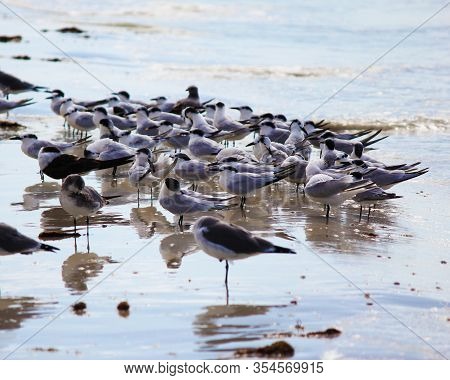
[40,206,128,251]
[193,304,289,356]
[62,251,116,294]
[11,182,60,211]
[130,205,172,238]
[0,296,55,330]
[301,202,401,254]
[159,232,197,269]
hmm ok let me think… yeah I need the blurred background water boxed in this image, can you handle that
[0,0,449,359]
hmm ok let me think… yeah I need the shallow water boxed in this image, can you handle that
[0,0,449,359]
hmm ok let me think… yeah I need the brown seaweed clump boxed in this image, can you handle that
[117,301,130,318]
[12,55,31,60]
[0,35,22,43]
[72,301,87,315]
[235,341,295,358]
[305,328,341,339]
[57,27,85,34]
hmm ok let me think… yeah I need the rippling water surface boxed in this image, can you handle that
[0,0,449,359]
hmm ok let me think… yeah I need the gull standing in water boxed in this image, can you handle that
[64,108,97,136]
[188,130,223,159]
[304,172,374,221]
[350,142,421,170]
[351,160,429,190]
[113,90,151,107]
[257,121,290,144]
[285,119,312,160]
[135,107,161,136]
[158,178,235,226]
[11,133,91,181]
[10,134,91,159]
[128,148,177,205]
[46,89,67,116]
[353,185,402,221]
[173,152,219,183]
[0,70,47,97]
[315,130,387,154]
[246,134,289,165]
[38,146,134,180]
[204,104,216,120]
[171,85,204,114]
[218,164,294,208]
[0,223,58,255]
[213,102,256,143]
[214,102,245,132]
[230,105,255,121]
[184,107,219,135]
[128,148,157,206]
[193,216,295,302]
[147,106,185,126]
[151,96,175,112]
[59,174,116,249]
[93,106,136,130]
[0,95,35,114]
[98,118,162,150]
[280,154,308,192]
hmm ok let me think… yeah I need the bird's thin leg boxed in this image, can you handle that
[367,206,372,221]
[326,204,330,223]
[359,205,363,222]
[225,260,229,305]
[296,183,299,193]
[112,166,117,177]
[137,187,140,208]
[40,170,44,183]
[178,215,183,226]
[150,187,153,205]
[225,260,229,285]
[73,217,77,234]
[86,216,90,252]
[225,284,229,305]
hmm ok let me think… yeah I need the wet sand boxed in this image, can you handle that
[1,115,449,359]
[1,1,449,359]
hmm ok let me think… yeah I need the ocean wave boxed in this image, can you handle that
[4,0,262,22]
[326,116,450,132]
[148,63,356,79]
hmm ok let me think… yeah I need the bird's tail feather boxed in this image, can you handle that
[350,129,374,139]
[363,135,389,147]
[74,135,92,146]
[40,243,59,252]
[271,245,296,254]
[99,155,134,170]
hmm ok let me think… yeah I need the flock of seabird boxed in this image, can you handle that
[1,70,428,285]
